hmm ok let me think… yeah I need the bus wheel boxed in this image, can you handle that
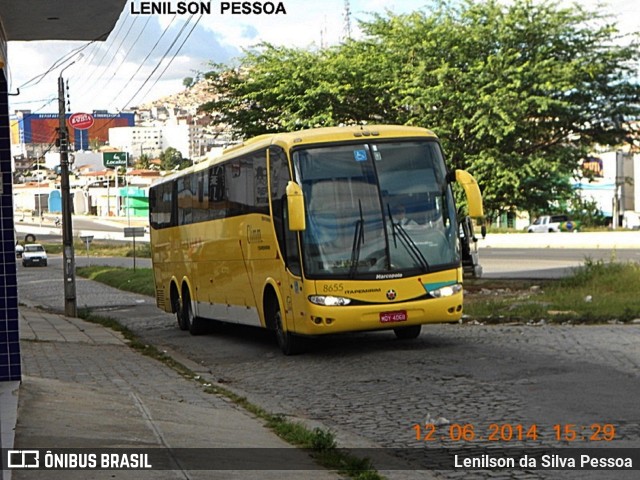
[25,233,36,243]
[273,302,303,355]
[172,291,187,331]
[182,289,205,336]
[394,325,421,340]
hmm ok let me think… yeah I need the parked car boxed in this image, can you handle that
[525,215,579,233]
[22,243,48,267]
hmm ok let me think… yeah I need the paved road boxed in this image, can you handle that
[480,247,640,278]
[69,246,639,280]
[21,245,640,278]
[17,259,640,479]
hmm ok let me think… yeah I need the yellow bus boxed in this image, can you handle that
[149,125,483,354]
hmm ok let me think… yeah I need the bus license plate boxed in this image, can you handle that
[380,310,407,323]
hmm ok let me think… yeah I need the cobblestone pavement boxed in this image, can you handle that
[156,323,639,480]
[17,263,640,480]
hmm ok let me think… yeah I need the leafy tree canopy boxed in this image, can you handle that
[200,0,640,219]
[159,147,190,171]
[134,153,150,170]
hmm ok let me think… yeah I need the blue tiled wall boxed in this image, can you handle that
[0,68,21,382]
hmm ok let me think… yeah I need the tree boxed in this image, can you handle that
[159,147,186,171]
[134,153,150,170]
[200,0,640,218]
[200,42,394,139]
[183,77,195,88]
[359,0,640,218]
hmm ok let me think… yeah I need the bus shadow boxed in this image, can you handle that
[304,330,459,356]
[194,319,459,356]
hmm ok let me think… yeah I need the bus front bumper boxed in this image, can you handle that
[293,294,463,336]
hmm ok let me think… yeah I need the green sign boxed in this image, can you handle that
[103,152,129,168]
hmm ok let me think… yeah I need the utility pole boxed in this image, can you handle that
[343,0,352,42]
[58,70,77,317]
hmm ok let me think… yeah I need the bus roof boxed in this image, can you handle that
[223,124,437,153]
[153,125,438,185]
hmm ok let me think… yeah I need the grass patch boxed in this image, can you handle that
[76,266,155,297]
[76,308,383,479]
[40,240,150,258]
[464,260,640,323]
[77,259,640,325]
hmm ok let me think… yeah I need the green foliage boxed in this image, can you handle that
[159,147,190,171]
[465,261,640,322]
[134,153,151,170]
[200,43,391,138]
[565,194,607,227]
[199,0,640,218]
[126,242,151,258]
[75,266,155,297]
[183,76,195,88]
[42,241,151,258]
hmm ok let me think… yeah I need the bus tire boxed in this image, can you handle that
[172,287,187,330]
[182,288,206,336]
[394,325,421,340]
[271,300,303,355]
[25,233,36,243]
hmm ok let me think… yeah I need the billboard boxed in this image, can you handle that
[11,111,135,151]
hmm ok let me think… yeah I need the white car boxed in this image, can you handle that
[525,215,576,233]
[22,244,48,267]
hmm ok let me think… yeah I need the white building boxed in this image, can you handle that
[163,123,207,159]
[109,126,164,159]
[109,123,221,161]
[574,150,639,228]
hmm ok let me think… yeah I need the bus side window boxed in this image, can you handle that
[177,175,194,225]
[208,165,226,219]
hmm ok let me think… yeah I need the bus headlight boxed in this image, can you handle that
[429,283,462,298]
[309,295,352,306]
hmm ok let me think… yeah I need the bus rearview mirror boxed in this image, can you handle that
[454,169,484,219]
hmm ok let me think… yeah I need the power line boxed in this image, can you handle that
[11,8,205,146]
[12,35,106,92]
[108,16,154,82]
[114,15,190,109]
[75,14,138,93]
[132,15,203,109]
[99,15,179,111]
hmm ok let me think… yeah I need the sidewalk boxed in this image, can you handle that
[1,308,343,479]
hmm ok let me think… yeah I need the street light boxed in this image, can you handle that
[58,61,78,317]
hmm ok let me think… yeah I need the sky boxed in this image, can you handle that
[6,0,640,115]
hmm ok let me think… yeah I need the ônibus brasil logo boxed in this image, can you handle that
[68,113,94,130]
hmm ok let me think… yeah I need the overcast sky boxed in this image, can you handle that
[6,0,639,115]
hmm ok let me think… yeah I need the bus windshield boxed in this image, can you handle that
[292,140,459,279]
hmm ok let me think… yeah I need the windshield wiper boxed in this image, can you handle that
[349,200,365,278]
[386,204,397,249]
[387,207,430,273]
